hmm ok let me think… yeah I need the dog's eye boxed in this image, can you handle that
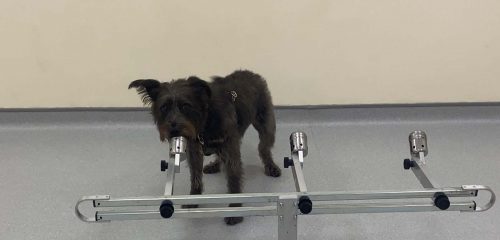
[181,103,192,110]
[160,105,169,113]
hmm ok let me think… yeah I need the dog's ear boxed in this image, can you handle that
[128,79,161,105]
[187,76,211,101]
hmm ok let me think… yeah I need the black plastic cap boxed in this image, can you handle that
[434,193,450,210]
[161,160,168,172]
[284,157,294,168]
[298,196,313,214]
[403,159,414,170]
[159,200,174,218]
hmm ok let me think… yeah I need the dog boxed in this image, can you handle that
[129,70,281,225]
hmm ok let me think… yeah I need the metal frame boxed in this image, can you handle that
[76,130,496,239]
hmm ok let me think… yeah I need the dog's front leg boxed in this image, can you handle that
[219,140,244,225]
[184,140,204,208]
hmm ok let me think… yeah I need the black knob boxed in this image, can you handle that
[284,157,294,168]
[403,159,414,170]
[298,196,313,214]
[161,160,168,171]
[434,193,450,210]
[159,200,174,218]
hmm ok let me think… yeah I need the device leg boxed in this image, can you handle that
[278,195,298,240]
[292,152,308,192]
[163,137,187,196]
[411,160,435,189]
[164,155,177,196]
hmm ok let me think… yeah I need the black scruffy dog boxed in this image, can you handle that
[129,70,281,225]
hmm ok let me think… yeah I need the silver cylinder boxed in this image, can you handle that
[409,130,428,157]
[290,131,308,157]
[169,136,187,155]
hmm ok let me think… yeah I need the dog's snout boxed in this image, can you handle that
[169,129,181,137]
[168,122,181,137]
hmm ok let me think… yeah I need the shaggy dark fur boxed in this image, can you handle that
[129,70,281,225]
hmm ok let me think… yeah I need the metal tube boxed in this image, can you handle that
[75,195,110,223]
[462,185,496,212]
[163,156,176,196]
[291,154,308,192]
[308,201,475,215]
[95,193,280,207]
[96,206,277,221]
[290,132,308,157]
[169,137,187,155]
[95,201,476,221]
[94,187,476,208]
[163,137,187,195]
[411,161,435,189]
[306,188,475,201]
[174,154,181,173]
[409,130,428,158]
[169,137,187,173]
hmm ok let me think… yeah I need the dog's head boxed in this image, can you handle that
[129,77,211,142]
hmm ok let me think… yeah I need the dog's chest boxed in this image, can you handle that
[200,118,225,155]
[201,102,237,155]
[201,135,225,156]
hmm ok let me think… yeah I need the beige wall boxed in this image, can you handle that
[1,0,499,108]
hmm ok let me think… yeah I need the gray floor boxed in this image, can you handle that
[1,106,499,240]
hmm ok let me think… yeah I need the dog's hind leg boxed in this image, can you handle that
[253,98,281,177]
[203,156,221,174]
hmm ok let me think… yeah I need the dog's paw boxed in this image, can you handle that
[182,204,199,209]
[265,164,281,177]
[203,162,221,174]
[224,217,244,225]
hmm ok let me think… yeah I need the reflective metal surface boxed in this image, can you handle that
[409,130,428,158]
[290,131,308,157]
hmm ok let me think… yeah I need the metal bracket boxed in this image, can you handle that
[278,195,298,240]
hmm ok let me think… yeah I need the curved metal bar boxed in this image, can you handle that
[75,195,110,222]
[462,185,496,212]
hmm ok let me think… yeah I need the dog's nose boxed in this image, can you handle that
[170,129,181,137]
[169,122,180,137]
